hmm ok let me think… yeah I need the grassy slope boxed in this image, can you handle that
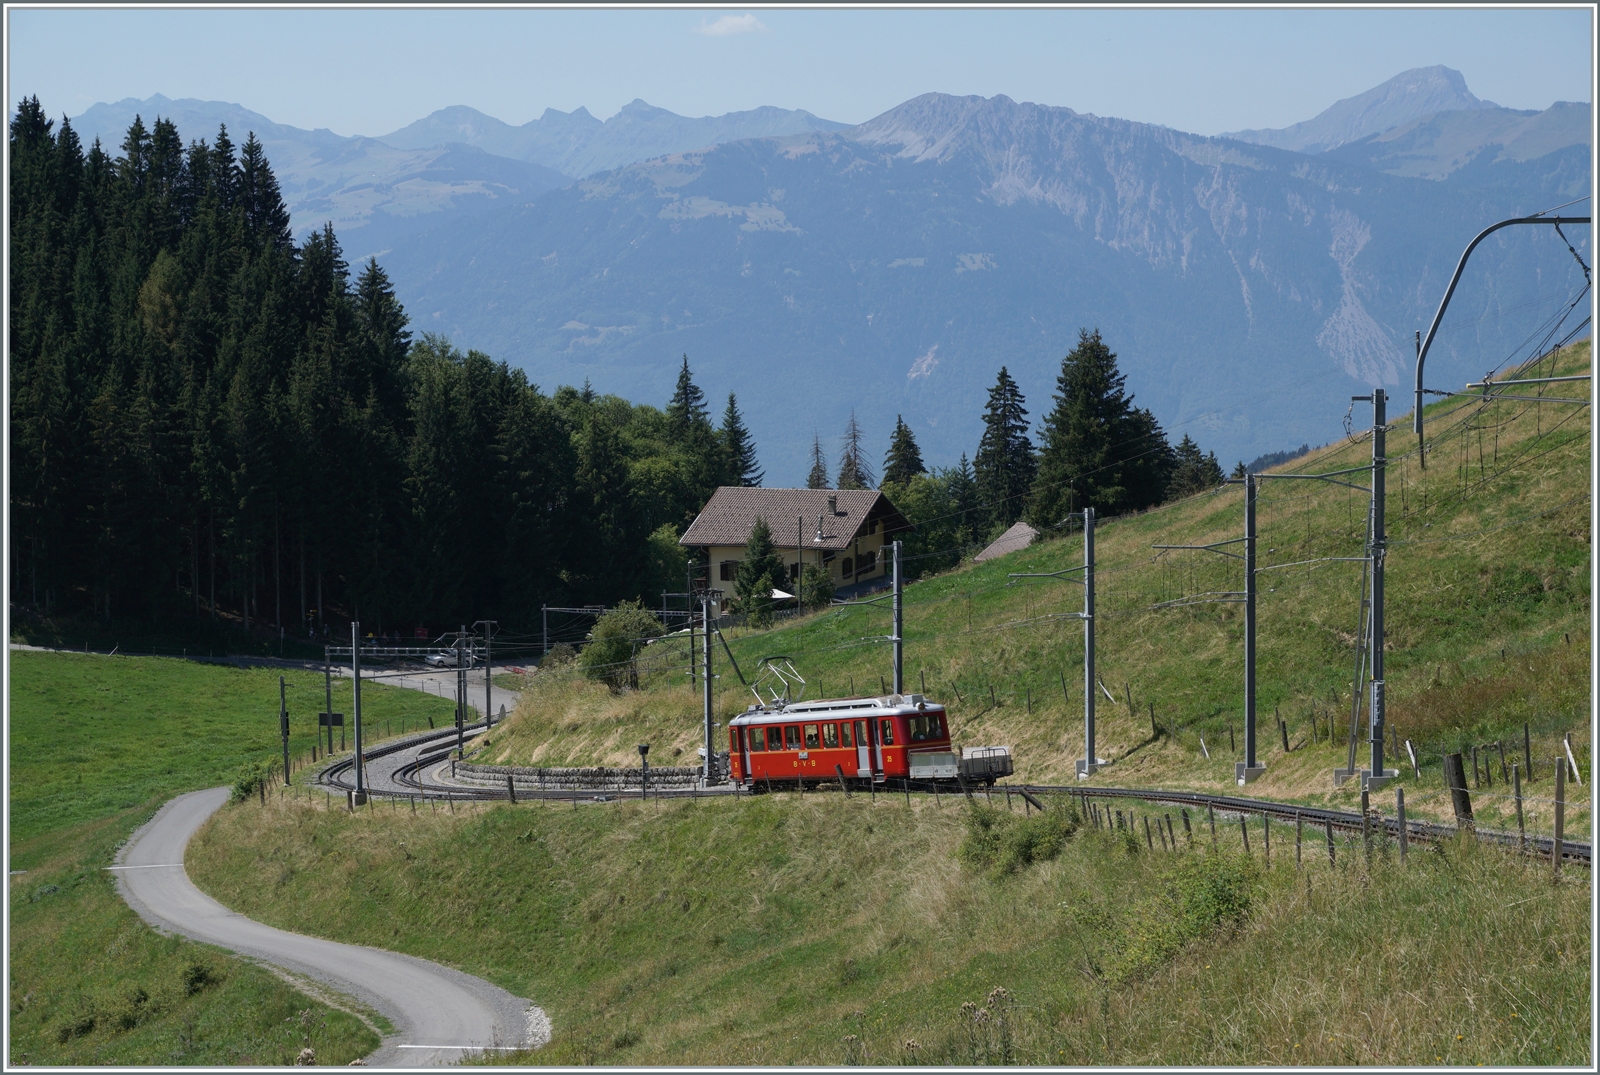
[6,651,456,1064]
[484,341,1591,838]
[188,790,1591,1066]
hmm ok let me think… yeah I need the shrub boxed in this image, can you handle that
[959,804,1079,878]
[579,601,663,690]
[230,760,269,803]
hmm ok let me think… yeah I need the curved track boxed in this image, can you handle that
[113,787,547,1065]
[1023,783,1591,866]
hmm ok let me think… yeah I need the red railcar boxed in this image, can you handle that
[729,694,982,788]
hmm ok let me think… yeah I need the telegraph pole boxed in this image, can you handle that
[324,647,334,754]
[1237,477,1265,784]
[474,620,498,727]
[279,676,291,785]
[351,622,365,804]
[891,540,904,695]
[1081,509,1097,779]
[1363,388,1397,790]
[702,591,715,786]
[455,625,467,759]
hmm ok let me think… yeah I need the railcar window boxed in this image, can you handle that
[909,715,947,742]
[785,725,801,750]
[856,720,870,747]
[879,719,895,746]
[839,722,853,748]
[803,724,820,748]
[766,726,784,751]
[747,728,764,752]
[822,723,838,748]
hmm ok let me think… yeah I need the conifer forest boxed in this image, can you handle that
[9,100,1226,640]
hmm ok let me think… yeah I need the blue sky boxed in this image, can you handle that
[6,7,1593,136]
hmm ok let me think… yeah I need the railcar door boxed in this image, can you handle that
[855,718,872,777]
[739,725,752,784]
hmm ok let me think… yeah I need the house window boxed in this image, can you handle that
[868,520,879,536]
[719,560,738,582]
[789,562,800,580]
[858,549,877,574]
[841,556,854,575]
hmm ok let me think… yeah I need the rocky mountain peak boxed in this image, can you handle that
[1223,65,1495,153]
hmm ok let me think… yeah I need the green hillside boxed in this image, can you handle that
[485,341,1591,837]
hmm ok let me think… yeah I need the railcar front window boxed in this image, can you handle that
[766,726,784,751]
[785,725,801,750]
[879,719,895,746]
[822,723,839,748]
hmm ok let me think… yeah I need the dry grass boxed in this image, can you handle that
[186,788,1590,1066]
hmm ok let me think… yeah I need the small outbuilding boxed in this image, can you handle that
[679,488,913,605]
[973,520,1038,562]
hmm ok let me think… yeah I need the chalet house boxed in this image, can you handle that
[679,488,913,605]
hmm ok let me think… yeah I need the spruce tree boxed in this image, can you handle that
[973,367,1035,527]
[836,410,875,489]
[665,354,709,439]
[806,433,829,489]
[735,516,787,626]
[1168,434,1225,499]
[882,414,926,487]
[1028,329,1171,528]
[718,392,762,486]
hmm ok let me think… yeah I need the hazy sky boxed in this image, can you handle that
[7,6,1593,136]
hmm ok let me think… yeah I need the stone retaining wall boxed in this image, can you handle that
[454,760,705,790]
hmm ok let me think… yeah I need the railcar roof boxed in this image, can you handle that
[728,695,943,725]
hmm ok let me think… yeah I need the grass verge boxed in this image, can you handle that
[188,789,1590,1065]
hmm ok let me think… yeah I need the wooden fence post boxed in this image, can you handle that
[1552,758,1566,879]
[1239,814,1250,855]
[1396,787,1407,866]
[1181,808,1192,845]
[1262,813,1270,867]
[1280,718,1290,753]
[1208,804,1217,846]
[1144,816,1154,850]
[1442,752,1474,832]
[1295,812,1302,869]
[1513,763,1525,852]
[1324,819,1336,866]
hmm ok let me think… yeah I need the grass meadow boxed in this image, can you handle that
[6,651,455,1064]
[188,788,1592,1065]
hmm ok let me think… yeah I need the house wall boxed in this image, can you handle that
[703,522,889,592]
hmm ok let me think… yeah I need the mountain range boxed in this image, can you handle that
[65,69,1591,480]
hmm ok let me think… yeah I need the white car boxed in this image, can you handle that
[424,649,474,669]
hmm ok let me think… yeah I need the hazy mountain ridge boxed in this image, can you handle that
[378,91,1589,479]
[377,98,850,177]
[65,95,848,262]
[1223,65,1496,153]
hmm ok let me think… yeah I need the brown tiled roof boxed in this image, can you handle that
[973,520,1038,562]
[679,488,912,551]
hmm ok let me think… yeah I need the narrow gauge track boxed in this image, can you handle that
[1021,784,1591,867]
[319,741,1590,868]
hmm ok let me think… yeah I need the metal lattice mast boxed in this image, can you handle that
[702,592,715,785]
[1081,508,1097,778]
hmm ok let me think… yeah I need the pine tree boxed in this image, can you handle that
[974,367,1035,527]
[836,411,875,490]
[665,354,709,439]
[806,432,829,489]
[735,516,787,627]
[882,414,926,487]
[1168,434,1225,499]
[1232,460,1248,479]
[718,392,762,486]
[1028,329,1172,527]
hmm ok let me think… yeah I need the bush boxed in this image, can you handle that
[579,601,663,691]
[959,804,1079,878]
[800,563,834,610]
[230,760,269,803]
[542,642,577,668]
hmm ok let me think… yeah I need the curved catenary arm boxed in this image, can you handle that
[1414,215,1590,455]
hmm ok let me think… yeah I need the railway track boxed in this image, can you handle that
[1020,783,1591,867]
[316,739,1589,867]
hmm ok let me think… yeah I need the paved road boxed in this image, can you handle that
[114,787,548,1065]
